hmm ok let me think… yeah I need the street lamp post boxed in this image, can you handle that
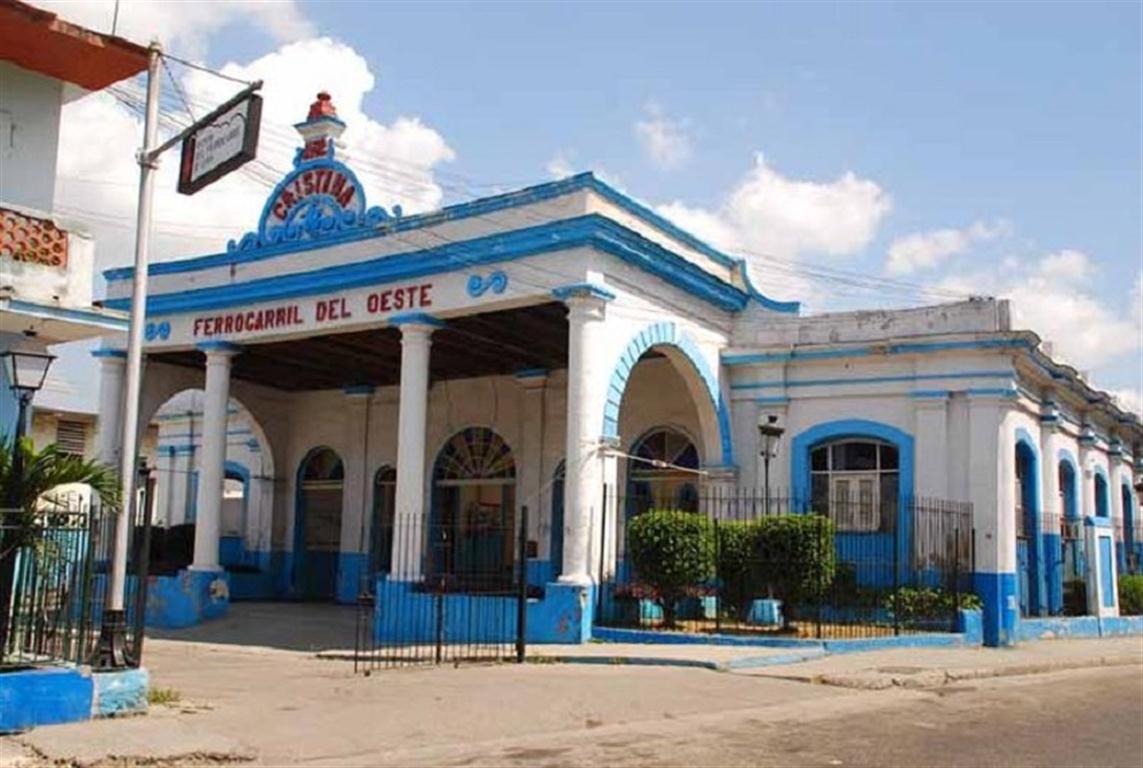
[757,415,785,516]
[0,348,56,657]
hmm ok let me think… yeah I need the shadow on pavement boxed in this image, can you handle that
[146,601,359,652]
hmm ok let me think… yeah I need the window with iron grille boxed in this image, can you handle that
[810,439,899,532]
[55,420,87,456]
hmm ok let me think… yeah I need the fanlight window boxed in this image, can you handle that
[435,427,516,483]
[627,427,700,515]
[301,448,344,484]
[810,439,898,532]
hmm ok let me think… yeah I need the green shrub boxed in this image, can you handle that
[1119,574,1143,615]
[884,587,983,628]
[749,515,836,627]
[715,519,761,618]
[627,509,715,627]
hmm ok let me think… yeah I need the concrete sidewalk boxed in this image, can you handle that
[3,636,1139,767]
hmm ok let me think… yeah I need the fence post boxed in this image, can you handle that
[516,505,528,663]
[130,461,155,666]
[815,513,823,640]
[892,499,901,637]
[713,515,721,634]
[596,484,608,622]
[434,526,444,665]
[952,520,961,632]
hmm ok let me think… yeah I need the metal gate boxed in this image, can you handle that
[353,506,529,672]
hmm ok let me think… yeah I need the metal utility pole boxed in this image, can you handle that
[96,40,161,669]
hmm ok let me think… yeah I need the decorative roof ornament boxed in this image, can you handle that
[227,92,401,254]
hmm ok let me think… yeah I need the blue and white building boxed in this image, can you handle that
[94,94,1142,647]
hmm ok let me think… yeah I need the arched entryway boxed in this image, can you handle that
[294,447,344,601]
[1058,454,1085,614]
[430,427,517,591]
[1014,435,1042,616]
[1121,482,1137,574]
[550,461,565,582]
[625,427,700,519]
[371,466,396,575]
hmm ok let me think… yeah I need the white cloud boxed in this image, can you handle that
[546,152,575,179]
[634,102,693,170]
[656,152,891,260]
[886,219,1010,275]
[31,0,314,58]
[1110,388,1143,420]
[54,37,456,273]
[938,255,1140,373]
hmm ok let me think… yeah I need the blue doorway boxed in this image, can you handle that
[1015,438,1041,616]
[294,447,344,601]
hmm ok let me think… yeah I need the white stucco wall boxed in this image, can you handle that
[0,62,62,212]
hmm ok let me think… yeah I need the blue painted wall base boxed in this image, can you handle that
[92,668,149,718]
[0,667,93,733]
[1016,615,1143,642]
[145,569,230,629]
[336,552,369,604]
[374,579,593,644]
[974,571,1019,647]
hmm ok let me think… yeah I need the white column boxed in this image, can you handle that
[914,395,949,499]
[515,372,548,551]
[391,319,439,580]
[560,291,610,585]
[93,349,127,467]
[191,343,239,571]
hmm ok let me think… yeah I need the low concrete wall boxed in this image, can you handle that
[374,579,592,644]
[146,569,230,629]
[0,666,93,733]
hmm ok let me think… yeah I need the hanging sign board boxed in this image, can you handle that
[177,94,262,195]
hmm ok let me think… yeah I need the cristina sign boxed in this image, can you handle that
[226,135,400,255]
[178,95,262,195]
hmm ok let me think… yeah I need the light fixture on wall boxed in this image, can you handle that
[757,414,785,514]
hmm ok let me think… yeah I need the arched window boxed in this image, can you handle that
[626,427,700,517]
[1058,461,1077,520]
[435,428,515,482]
[1094,472,1109,518]
[810,439,899,532]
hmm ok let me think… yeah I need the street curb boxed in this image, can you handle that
[767,654,1143,690]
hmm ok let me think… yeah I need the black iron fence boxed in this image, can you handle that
[355,506,529,672]
[598,490,975,639]
[1,472,154,670]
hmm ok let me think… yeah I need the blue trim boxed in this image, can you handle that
[723,338,1031,366]
[732,369,1014,391]
[1015,427,1045,617]
[602,321,734,465]
[343,384,376,395]
[911,389,951,399]
[789,419,915,580]
[100,172,799,314]
[389,311,445,328]
[105,215,750,317]
[513,367,548,379]
[195,340,243,354]
[3,298,128,330]
[466,270,508,298]
[0,667,95,732]
[1084,515,1112,529]
[90,348,126,359]
[754,396,790,405]
[551,282,617,302]
[967,387,1019,399]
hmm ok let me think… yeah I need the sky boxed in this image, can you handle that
[29,0,1143,416]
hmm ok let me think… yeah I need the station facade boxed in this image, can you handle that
[95,94,1142,646]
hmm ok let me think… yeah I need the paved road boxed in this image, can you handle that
[10,635,1143,767]
[370,666,1143,768]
